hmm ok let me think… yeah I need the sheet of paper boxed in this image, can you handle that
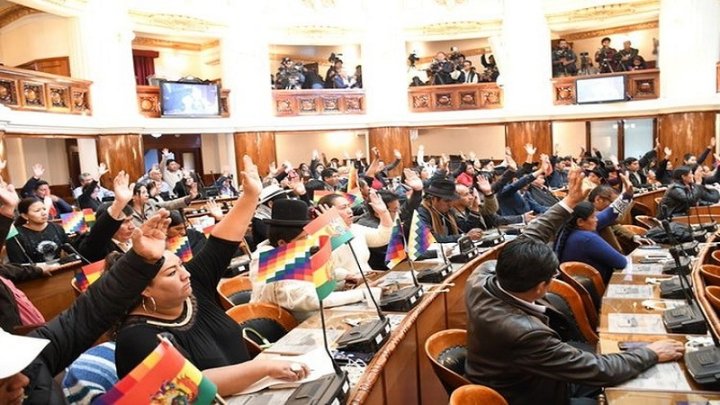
[605,284,655,299]
[616,362,691,391]
[235,348,336,395]
[607,313,665,334]
[621,262,665,275]
[264,328,343,355]
[226,389,294,404]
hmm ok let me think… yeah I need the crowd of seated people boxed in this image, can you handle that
[4,136,720,403]
[552,37,649,77]
[409,47,499,86]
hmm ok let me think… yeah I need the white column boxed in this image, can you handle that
[495,0,553,114]
[67,0,138,121]
[219,3,272,126]
[361,0,409,121]
[659,0,720,104]
[77,138,99,175]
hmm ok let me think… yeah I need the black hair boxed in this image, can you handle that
[317,193,343,208]
[601,37,611,43]
[145,181,158,195]
[673,165,693,181]
[553,201,595,260]
[320,168,338,180]
[624,157,638,166]
[496,238,558,292]
[588,185,617,203]
[133,183,146,196]
[33,180,49,191]
[15,197,43,226]
[268,226,305,247]
[683,153,695,163]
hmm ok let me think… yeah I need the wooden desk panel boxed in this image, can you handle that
[17,262,81,320]
[383,324,419,405]
[415,291,449,405]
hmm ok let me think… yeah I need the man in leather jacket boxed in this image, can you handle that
[465,167,685,405]
[657,165,714,219]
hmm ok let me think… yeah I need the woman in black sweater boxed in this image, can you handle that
[115,156,308,396]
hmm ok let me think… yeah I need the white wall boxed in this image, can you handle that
[590,120,619,158]
[413,126,505,159]
[6,138,70,185]
[623,118,654,158]
[275,131,368,167]
[552,121,586,157]
[0,14,71,67]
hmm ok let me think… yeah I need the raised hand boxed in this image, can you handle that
[312,149,319,160]
[368,189,388,215]
[343,151,350,159]
[0,159,6,172]
[32,163,45,179]
[189,182,199,199]
[289,175,306,196]
[161,148,170,156]
[459,151,467,161]
[554,143,560,155]
[268,162,278,176]
[505,146,512,157]
[468,151,477,161]
[112,171,133,205]
[393,149,402,159]
[372,146,380,158]
[205,199,224,221]
[664,147,672,158]
[507,155,518,171]
[618,172,633,195]
[476,175,491,195]
[356,150,364,160]
[0,182,19,219]
[711,137,716,148]
[609,154,619,167]
[524,144,536,156]
[694,167,704,184]
[97,162,109,178]
[563,165,588,207]
[241,155,262,197]
[403,168,423,191]
[131,209,171,263]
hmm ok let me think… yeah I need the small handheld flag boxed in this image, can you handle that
[167,236,193,263]
[82,208,96,228]
[384,220,407,269]
[61,211,88,234]
[6,224,18,240]
[408,210,437,260]
[304,206,353,250]
[96,337,218,405]
[74,259,105,293]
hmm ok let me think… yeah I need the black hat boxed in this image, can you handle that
[264,199,310,228]
[425,179,460,200]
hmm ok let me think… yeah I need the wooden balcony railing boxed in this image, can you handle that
[716,62,719,93]
[0,65,92,114]
[272,89,365,116]
[136,85,230,118]
[551,69,660,105]
[407,82,503,112]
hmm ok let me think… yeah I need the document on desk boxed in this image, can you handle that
[226,389,294,404]
[608,313,665,334]
[622,262,665,275]
[605,284,655,299]
[235,348,335,395]
[264,329,343,355]
[616,362,691,391]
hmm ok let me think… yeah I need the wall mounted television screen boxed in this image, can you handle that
[160,81,221,117]
[576,75,626,104]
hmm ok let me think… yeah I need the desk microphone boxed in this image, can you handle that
[660,219,707,335]
[61,243,90,265]
[379,217,425,311]
[704,202,718,232]
[13,237,36,266]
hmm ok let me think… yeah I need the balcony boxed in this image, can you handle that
[552,69,660,105]
[407,82,503,112]
[272,89,365,116]
[0,66,92,115]
[136,85,231,118]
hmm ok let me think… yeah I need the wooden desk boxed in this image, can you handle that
[17,261,82,320]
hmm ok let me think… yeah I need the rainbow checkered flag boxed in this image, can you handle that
[346,189,365,208]
[82,208,96,228]
[256,235,336,300]
[312,190,332,204]
[74,260,105,293]
[408,210,436,260]
[61,211,88,234]
[303,206,353,250]
[96,337,217,404]
[384,220,407,269]
[167,236,193,263]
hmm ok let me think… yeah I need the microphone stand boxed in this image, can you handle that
[378,217,426,311]
[661,219,707,335]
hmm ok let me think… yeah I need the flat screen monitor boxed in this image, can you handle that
[576,75,626,104]
[160,81,221,117]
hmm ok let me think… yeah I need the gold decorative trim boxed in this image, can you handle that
[130,11,223,33]
[132,37,219,52]
[547,0,659,25]
[562,21,659,41]
[415,47,491,65]
[0,5,42,30]
[285,25,350,37]
[406,20,501,37]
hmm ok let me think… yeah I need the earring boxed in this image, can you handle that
[142,296,157,313]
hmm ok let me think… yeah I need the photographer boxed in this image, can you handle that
[301,63,324,89]
[275,57,305,90]
[617,40,640,71]
[578,52,599,75]
[594,37,619,73]
[551,39,578,77]
[458,60,479,83]
[429,51,455,85]
[324,53,343,88]
[480,49,499,82]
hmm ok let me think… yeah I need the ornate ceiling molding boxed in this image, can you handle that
[132,36,219,52]
[563,21,658,41]
[0,5,42,29]
[547,1,659,25]
[129,11,223,33]
[285,25,351,37]
[406,20,501,37]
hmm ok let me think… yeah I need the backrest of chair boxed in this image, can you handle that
[560,261,606,297]
[546,279,598,345]
[226,303,298,345]
[425,329,471,394]
[712,250,720,266]
[449,384,508,405]
[217,275,253,310]
[623,224,648,236]
[635,215,660,229]
[558,263,601,328]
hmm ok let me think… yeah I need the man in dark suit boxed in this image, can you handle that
[457,60,479,84]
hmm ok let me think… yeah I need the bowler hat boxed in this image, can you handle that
[264,199,310,227]
[425,179,460,200]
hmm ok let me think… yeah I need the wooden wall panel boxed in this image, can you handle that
[505,121,552,161]
[0,132,7,182]
[233,132,277,177]
[96,134,144,189]
[658,112,716,168]
[368,127,412,177]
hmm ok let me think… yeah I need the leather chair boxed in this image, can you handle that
[70,278,82,297]
[712,250,720,266]
[623,224,648,236]
[559,262,604,328]
[226,303,298,357]
[424,329,471,395]
[449,384,508,405]
[635,215,661,229]
[545,279,599,345]
[217,275,253,310]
